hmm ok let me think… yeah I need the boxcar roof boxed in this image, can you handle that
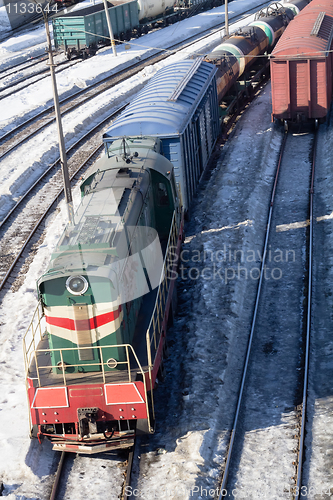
[103,59,217,140]
[271,0,333,57]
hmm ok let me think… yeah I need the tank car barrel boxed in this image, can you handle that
[205,2,295,102]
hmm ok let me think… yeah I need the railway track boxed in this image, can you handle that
[0,57,81,100]
[0,23,271,295]
[0,2,268,161]
[49,447,134,500]
[0,53,48,78]
[0,104,127,293]
[215,127,317,499]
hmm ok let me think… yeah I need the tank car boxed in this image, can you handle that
[205,2,295,103]
[281,0,310,15]
[53,0,221,58]
[24,137,183,453]
[270,0,333,124]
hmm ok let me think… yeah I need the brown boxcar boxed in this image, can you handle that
[270,0,333,122]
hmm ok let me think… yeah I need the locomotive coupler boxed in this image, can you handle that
[77,408,99,437]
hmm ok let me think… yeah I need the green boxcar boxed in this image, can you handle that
[53,1,139,57]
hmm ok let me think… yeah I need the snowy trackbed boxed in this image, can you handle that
[0,108,123,293]
[48,449,132,500]
[0,56,81,101]
[216,129,316,499]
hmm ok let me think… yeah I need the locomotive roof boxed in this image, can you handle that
[39,147,171,281]
[271,0,333,57]
[103,59,217,140]
[86,137,171,179]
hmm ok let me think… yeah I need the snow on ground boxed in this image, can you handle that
[0,0,265,220]
[0,202,71,497]
[0,5,11,34]
[0,0,297,497]
[0,0,263,123]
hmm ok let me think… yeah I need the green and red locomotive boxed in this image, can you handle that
[24,59,220,453]
[24,137,183,453]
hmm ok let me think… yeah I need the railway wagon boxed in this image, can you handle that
[24,137,183,453]
[103,59,219,211]
[270,0,333,123]
[282,0,310,15]
[53,1,140,58]
[205,2,296,104]
[52,0,221,58]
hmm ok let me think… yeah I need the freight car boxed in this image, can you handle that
[205,0,308,113]
[270,0,333,124]
[53,0,221,59]
[23,59,219,453]
[103,59,219,211]
[53,1,139,58]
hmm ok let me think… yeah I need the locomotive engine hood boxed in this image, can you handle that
[38,145,172,308]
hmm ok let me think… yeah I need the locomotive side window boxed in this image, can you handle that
[157,182,169,206]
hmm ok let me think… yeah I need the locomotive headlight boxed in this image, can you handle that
[66,275,88,295]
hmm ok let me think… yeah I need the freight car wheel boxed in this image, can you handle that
[284,120,288,132]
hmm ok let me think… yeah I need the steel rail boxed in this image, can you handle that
[217,130,288,499]
[294,130,317,500]
[0,54,49,79]
[0,2,268,152]
[0,102,126,231]
[50,451,66,500]
[122,446,135,500]
[0,59,81,99]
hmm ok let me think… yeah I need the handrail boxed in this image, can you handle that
[23,208,181,437]
[145,211,179,365]
[25,343,145,384]
[25,341,152,432]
